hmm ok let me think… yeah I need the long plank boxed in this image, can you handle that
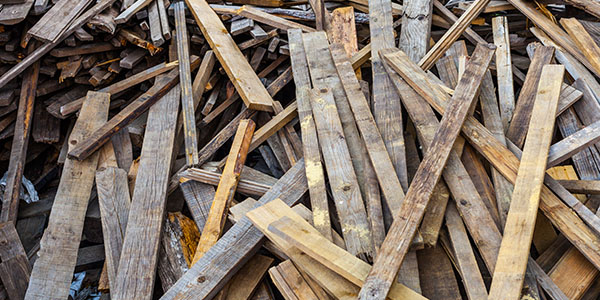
[192,120,255,262]
[114,0,152,23]
[160,160,307,300]
[309,88,373,258]
[67,56,199,161]
[0,0,33,25]
[26,0,93,43]
[24,91,109,300]
[358,43,495,300]
[111,72,181,299]
[561,18,600,76]
[1,44,40,223]
[236,5,316,33]
[0,222,31,300]
[492,16,515,130]
[398,0,432,63]
[247,199,426,300]
[488,65,564,300]
[369,0,408,191]
[505,44,554,148]
[174,1,199,166]
[96,166,130,291]
[185,0,273,111]
[387,51,600,273]
[288,29,332,240]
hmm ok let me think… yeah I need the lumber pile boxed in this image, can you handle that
[4,0,600,299]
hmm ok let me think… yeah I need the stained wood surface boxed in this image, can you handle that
[193,120,255,262]
[492,16,515,130]
[288,29,332,240]
[25,91,109,300]
[358,43,494,300]
[185,0,274,111]
[0,222,31,300]
[561,17,600,76]
[26,0,92,43]
[111,74,180,299]
[160,160,307,300]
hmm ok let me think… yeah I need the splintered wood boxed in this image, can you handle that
[5,0,600,299]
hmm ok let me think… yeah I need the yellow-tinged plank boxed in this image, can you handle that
[184,0,273,111]
[560,18,600,77]
[192,119,255,263]
[246,199,427,300]
[488,65,564,300]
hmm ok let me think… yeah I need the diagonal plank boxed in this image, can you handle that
[185,0,273,111]
[358,43,495,300]
[488,65,564,300]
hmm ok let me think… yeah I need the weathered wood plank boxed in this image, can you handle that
[309,88,373,258]
[236,5,315,33]
[561,18,600,76]
[27,0,93,43]
[359,43,494,300]
[492,16,515,130]
[288,29,332,241]
[111,74,180,299]
[0,222,31,300]
[488,67,562,300]
[115,0,152,24]
[269,260,320,300]
[192,120,255,263]
[24,91,109,300]
[1,44,40,224]
[160,160,307,300]
[185,0,273,111]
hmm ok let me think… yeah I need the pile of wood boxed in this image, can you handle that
[3,0,600,299]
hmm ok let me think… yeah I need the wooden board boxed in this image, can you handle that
[287,29,332,240]
[358,43,494,300]
[160,160,307,300]
[269,260,320,300]
[491,16,514,130]
[185,0,273,111]
[174,1,199,166]
[192,120,255,262]
[308,88,373,258]
[1,45,40,223]
[96,166,131,291]
[561,18,600,76]
[111,78,180,300]
[0,222,31,300]
[369,0,408,192]
[0,0,33,25]
[24,91,109,300]
[236,5,316,33]
[26,0,93,43]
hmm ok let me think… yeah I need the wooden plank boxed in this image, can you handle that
[269,260,320,300]
[236,5,315,33]
[160,160,307,300]
[369,0,408,192]
[308,88,373,258]
[492,16,515,130]
[419,0,490,70]
[1,44,40,223]
[416,246,461,300]
[24,91,109,300]
[115,0,152,23]
[185,0,273,111]
[111,68,181,299]
[561,18,600,77]
[192,120,255,263]
[557,180,600,194]
[96,166,130,291]
[330,43,406,241]
[174,1,199,166]
[506,44,554,148]
[0,0,33,25]
[384,50,501,272]
[444,203,487,300]
[288,29,332,241]
[359,43,494,300]
[0,222,30,300]
[253,199,426,300]
[27,0,92,43]
[148,0,164,46]
[486,65,564,299]
[68,57,199,161]
[398,0,433,63]
[223,255,274,300]
[547,119,600,168]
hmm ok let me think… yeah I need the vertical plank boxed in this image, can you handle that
[193,120,256,262]
[1,43,40,224]
[288,29,332,241]
[174,1,199,166]
[359,43,495,300]
[369,0,409,192]
[309,88,373,258]
[269,260,320,300]
[416,246,461,300]
[492,16,515,130]
[488,65,564,300]
[0,222,31,300]
[112,73,181,299]
[24,91,109,300]
[184,0,273,111]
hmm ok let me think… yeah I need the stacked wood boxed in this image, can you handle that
[3,0,600,299]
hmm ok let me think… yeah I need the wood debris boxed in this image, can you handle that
[4,0,600,299]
